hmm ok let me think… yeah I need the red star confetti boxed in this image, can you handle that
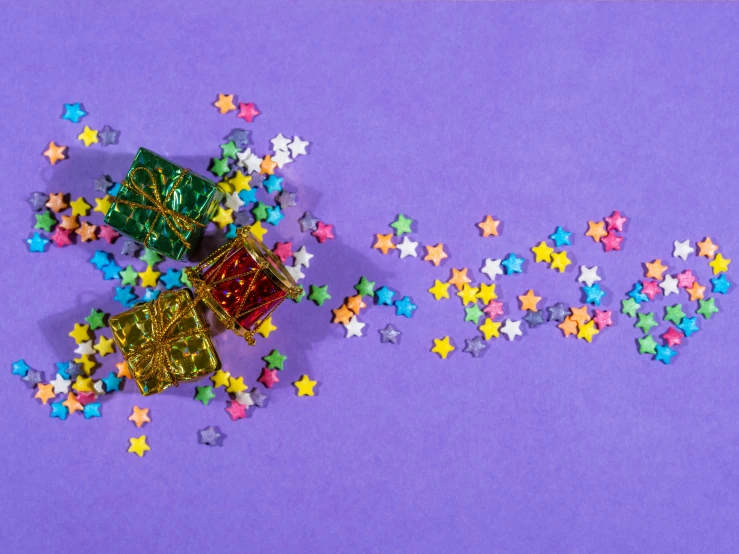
[605,210,627,232]
[312,221,334,243]
[601,231,623,252]
[236,102,260,123]
[272,242,293,263]
[225,400,247,421]
[257,368,280,388]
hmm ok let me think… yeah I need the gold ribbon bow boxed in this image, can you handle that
[112,166,206,249]
[130,293,208,388]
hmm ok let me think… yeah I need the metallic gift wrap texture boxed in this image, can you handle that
[104,147,222,260]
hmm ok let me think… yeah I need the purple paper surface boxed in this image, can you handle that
[2,2,739,553]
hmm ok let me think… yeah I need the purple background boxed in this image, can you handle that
[2,2,739,552]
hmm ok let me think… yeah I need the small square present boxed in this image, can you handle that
[104,147,222,260]
[185,227,300,345]
[109,289,221,395]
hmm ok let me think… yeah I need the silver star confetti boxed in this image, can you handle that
[98,125,120,146]
[224,128,251,149]
[28,192,49,211]
[250,387,268,407]
[276,190,297,209]
[198,425,223,446]
[378,324,401,344]
[298,212,320,233]
[547,302,569,323]
[463,336,487,358]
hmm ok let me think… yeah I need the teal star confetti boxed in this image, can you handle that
[265,205,284,226]
[101,261,122,280]
[394,296,418,318]
[160,268,183,290]
[263,175,284,194]
[50,401,69,420]
[711,274,731,294]
[654,345,677,364]
[583,283,606,306]
[549,226,572,247]
[26,232,50,252]
[501,253,524,275]
[61,102,87,123]
[375,286,395,306]
[83,402,102,419]
[114,286,137,307]
[677,316,699,337]
[102,372,122,392]
[11,359,30,377]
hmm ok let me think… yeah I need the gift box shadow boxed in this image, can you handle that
[36,148,392,408]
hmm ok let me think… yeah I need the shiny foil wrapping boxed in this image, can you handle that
[104,147,222,260]
[109,289,220,395]
[185,228,299,344]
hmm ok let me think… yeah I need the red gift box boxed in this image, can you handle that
[185,228,300,344]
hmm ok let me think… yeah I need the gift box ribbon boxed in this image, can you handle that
[129,293,208,387]
[111,166,206,250]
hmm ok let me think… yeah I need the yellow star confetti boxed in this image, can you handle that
[457,283,479,306]
[73,354,97,376]
[550,251,571,272]
[93,196,113,215]
[257,316,276,338]
[476,283,497,304]
[577,320,599,343]
[72,375,94,393]
[138,265,160,288]
[69,197,91,217]
[212,206,234,229]
[93,335,116,357]
[709,253,731,275]
[431,336,454,359]
[428,279,450,300]
[128,435,150,457]
[77,125,99,147]
[249,221,267,241]
[210,369,231,388]
[226,376,248,394]
[479,318,501,340]
[229,171,252,192]
[294,375,317,397]
[531,241,554,263]
[68,323,91,344]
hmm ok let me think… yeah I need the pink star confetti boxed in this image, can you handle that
[272,241,293,263]
[312,221,335,243]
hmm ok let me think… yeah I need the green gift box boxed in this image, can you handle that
[104,148,222,260]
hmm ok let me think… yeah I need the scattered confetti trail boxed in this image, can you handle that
[15,96,732,460]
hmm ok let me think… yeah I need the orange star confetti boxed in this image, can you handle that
[585,221,608,242]
[477,215,500,237]
[697,237,719,259]
[214,93,236,114]
[63,392,84,414]
[558,316,579,337]
[116,360,132,379]
[60,214,79,231]
[447,268,471,290]
[128,406,151,428]
[260,155,277,175]
[569,306,591,326]
[645,259,668,280]
[518,289,542,312]
[34,383,56,405]
[424,244,448,266]
[46,193,68,213]
[686,281,706,301]
[373,234,396,254]
[43,141,67,165]
[332,304,354,325]
[346,294,367,314]
[75,222,98,242]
